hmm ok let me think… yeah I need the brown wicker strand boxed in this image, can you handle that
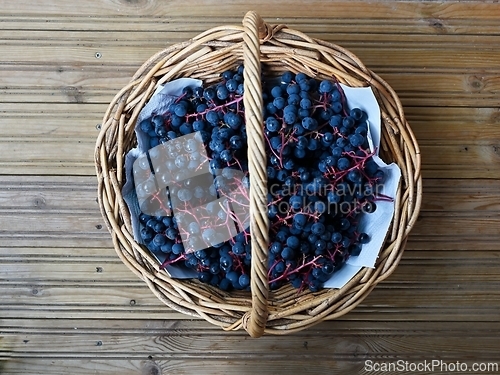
[241,11,270,338]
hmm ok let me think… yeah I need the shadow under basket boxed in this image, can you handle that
[95,11,422,338]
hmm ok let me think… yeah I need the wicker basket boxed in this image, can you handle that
[95,11,422,337]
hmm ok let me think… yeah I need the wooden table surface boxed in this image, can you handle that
[1,1,500,374]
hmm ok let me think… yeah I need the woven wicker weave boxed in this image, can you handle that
[95,11,422,338]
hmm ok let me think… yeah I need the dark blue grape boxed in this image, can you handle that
[363,201,377,213]
[342,116,355,129]
[232,242,245,255]
[283,111,297,125]
[299,80,311,91]
[226,79,238,92]
[238,274,250,288]
[266,102,278,115]
[286,236,300,249]
[350,108,364,121]
[266,117,280,132]
[216,85,229,100]
[236,83,244,95]
[206,110,219,125]
[359,233,370,244]
[283,158,295,170]
[350,244,362,256]
[219,278,230,291]
[331,101,343,114]
[288,93,301,106]
[349,133,365,147]
[225,112,242,129]
[140,227,154,242]
[274,260,286,274]
[172,243,184,255]
[220,254,233,270]
[302,117,318,130]
[337,157,350,171]
[203,87,216,101]
[281,247,295,260]
[338,219,351,234]
[179,122,193,135]
[319,80,334,94]
[308,138,319,151]
[271,86,283,98]
[347,170,362,183]
[155,126,168,138]
[273,97,286,110]
[295,72,307,82]
[221,70,234,80]
[281,71,294,83]
[300,97,312,109]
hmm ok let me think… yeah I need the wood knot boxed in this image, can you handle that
[490,109,500,124]
[32,195,46,208]
[115,0,149,7]
[467,75,485,92]
[428,18,446,33]
[142,360,162,375]
[63,86,85,104]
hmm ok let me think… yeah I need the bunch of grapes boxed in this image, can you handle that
[135,65,388,292]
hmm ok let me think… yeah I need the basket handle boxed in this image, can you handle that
[242,11,270,338]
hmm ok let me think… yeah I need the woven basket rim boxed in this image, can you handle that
[94,11,422,337]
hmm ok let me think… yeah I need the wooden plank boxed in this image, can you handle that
[2,15,500,35]
[2,24,500,42]
[3,28,500,48]
[0,187,98,212]
[421,144,500,166]
[3,330,500,356]
[412,215,500,238]
[0,206,105,232]
[3,318,500,336]
[0,263,136,283]
[2,319,500,375]
[422,186,500,212]
[2,304,498,322]
[0,247,116,259]
[406,240,500,251]
[1,1,500,20]
[0,286,159,307]
[0,235,113,248]
[2,42,500,71]
[3,358,498,375]
[3,281,500,309]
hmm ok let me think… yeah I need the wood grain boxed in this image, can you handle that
[1,0,500,374]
